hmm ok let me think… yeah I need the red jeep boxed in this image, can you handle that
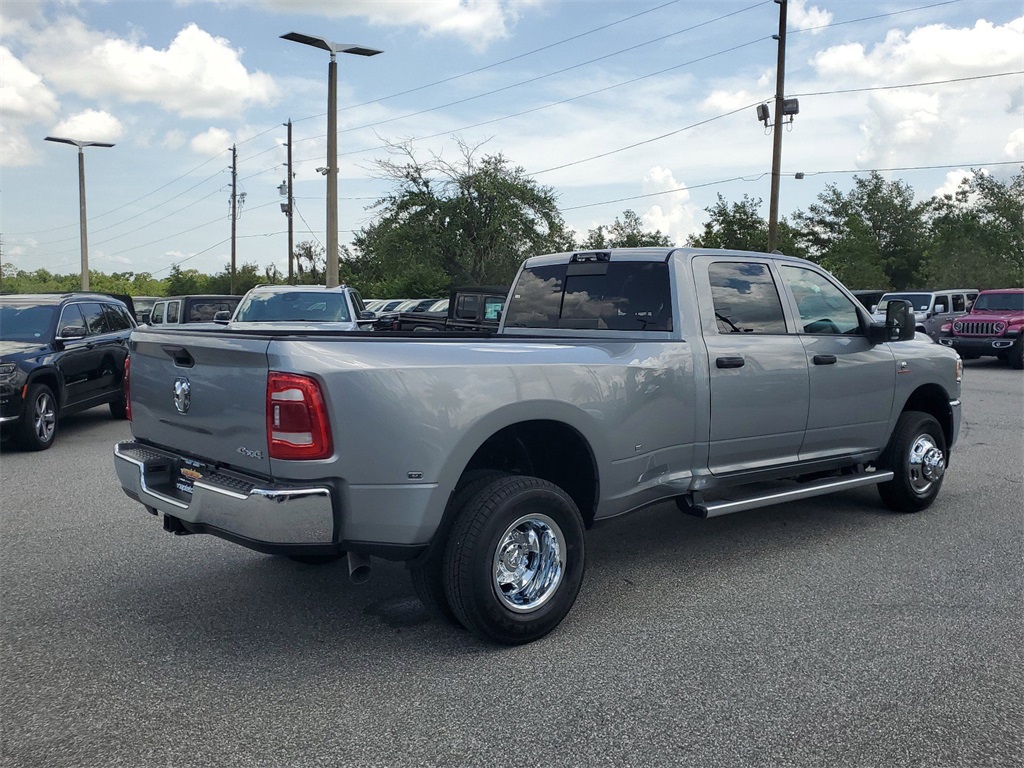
[938,288,1024,369]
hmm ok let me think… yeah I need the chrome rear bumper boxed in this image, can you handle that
[113,441,335,545]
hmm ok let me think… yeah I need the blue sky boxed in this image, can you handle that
[1,0,1021,281]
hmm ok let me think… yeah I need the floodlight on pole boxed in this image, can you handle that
[281,32,382,287]
[45,136,115,291]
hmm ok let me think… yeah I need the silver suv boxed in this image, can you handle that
[872,289,978,341]
[228,284,375,331]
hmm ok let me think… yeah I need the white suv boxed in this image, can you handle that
[227,284,375,331]
[872,289,978,341]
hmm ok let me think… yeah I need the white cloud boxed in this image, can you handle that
[51,109,124,143]
[932,169,973,200]
[812,17,1024,80]
[203,0,543,50]
[1005,128,1024,160]
[0,46,60,166]
[25,19,279,119]
[812,17,1024,169]
[789,1,832,33]
[640,166,699,244]
[191,127,233,156]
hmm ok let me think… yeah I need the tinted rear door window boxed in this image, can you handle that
[707,262,787,334]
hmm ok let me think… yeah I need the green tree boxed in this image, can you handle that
[349,140,573,297]
[165,264,210,295]
[793,172,929,289]
[294,241,326,285]
[207,262,266,295]
[685,194,803,256]
[580,210,672,249]
[922,169,1024,289]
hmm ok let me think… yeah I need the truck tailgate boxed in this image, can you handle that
[128,328,273,476]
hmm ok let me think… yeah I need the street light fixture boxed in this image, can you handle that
[281,32,382,287]
[44,136,115,291]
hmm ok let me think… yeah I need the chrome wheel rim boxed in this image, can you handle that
[908,433,944,495]
[33,392,56,444]
[492,513,566,613]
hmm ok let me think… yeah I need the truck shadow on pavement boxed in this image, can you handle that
[112,485,911,654]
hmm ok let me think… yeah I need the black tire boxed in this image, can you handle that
[877,411,947,513]
[410,470,507,625]
[109,395,128,419]
[19,383,58,451]
[1010,338,1024,370]
[443,475,585,645]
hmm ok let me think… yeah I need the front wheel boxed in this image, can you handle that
[19,383,58,451]
[877,411,947,512]
[443,475,585,645]
[1010,338,1024,370]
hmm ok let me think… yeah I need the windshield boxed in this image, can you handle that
[972,293,1024,312]
[0,304,56,342]
[234,291,351,323]
[877,293,931,312]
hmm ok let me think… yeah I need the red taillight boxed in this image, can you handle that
[124,355,132,421]
[266,372,332,460]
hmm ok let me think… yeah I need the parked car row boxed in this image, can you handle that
[871,288,979,341]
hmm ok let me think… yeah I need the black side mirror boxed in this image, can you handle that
[886,299,915,341]
[59,325,87,340]
[214,311,231,321]
[359,311,376,320]
[867,299,915,343]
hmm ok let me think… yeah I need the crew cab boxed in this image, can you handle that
[113,248,962,644]
[938,288,1024,369]
[1,293,134,449]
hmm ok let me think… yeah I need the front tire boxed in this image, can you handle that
[109,396,128,419]
[19,383,58,451]
[443,475,585,645]
[1010,338,1024,370]
[877,411,947,512]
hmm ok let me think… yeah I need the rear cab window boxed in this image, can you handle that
[505,256,672,331]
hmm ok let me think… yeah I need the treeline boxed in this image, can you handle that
[3,147,1021,298]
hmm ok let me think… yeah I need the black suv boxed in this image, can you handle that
[0,293,135,450]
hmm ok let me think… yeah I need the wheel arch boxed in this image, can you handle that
[25,368,63,411]
[458,419,600,528]
[898,383,955,456]
[433,402,603,536]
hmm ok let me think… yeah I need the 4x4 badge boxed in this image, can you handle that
[173,377,191,414]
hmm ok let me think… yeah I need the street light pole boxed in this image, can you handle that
[281,33,382,287]
[45,136,115,291]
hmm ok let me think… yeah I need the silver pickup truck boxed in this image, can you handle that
[113,248,962,644]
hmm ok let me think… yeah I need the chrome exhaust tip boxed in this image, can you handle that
[347,551,371,584]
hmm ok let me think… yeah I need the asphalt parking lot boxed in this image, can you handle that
[1,359,1021,767]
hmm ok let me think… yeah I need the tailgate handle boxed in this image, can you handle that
[163,346,195,368]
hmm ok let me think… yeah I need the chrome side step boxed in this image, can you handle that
[680,470,895,519]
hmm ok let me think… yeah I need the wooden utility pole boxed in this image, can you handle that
[286,120,295,284]
[768,0,788,253]
[230,144,238,294]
